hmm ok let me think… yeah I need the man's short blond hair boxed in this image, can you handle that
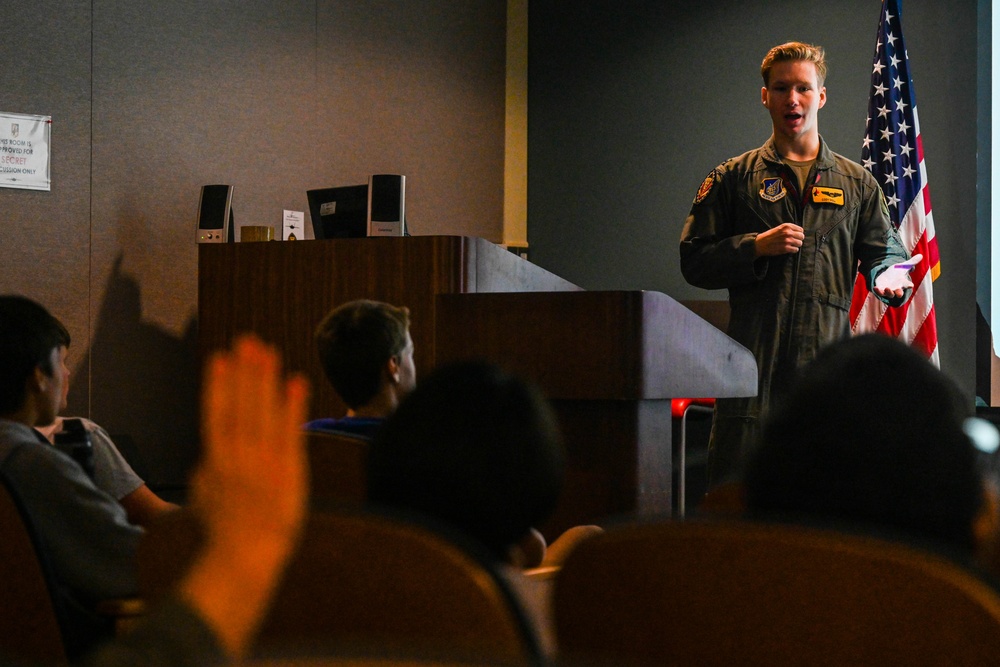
[761,42,827,87]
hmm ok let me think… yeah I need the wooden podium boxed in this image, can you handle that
[199,236,579,419]
[199,236,756,533]
[435,291,756,535]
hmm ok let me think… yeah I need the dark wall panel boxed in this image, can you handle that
[528,0,978,396]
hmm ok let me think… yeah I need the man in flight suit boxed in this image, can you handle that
[679,41,913,486]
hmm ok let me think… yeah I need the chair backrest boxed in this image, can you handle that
[554,519,1000,666]
[694,479,745,517]
[306,431,369,507]
[139,508,544,665]
[0,479,68,664]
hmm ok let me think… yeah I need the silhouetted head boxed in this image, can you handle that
[745,334,981,551]
[314,300,414,410]
[0,295,67,419]
[367,360,565,560]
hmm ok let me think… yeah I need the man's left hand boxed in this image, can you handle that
[873,253,922,299]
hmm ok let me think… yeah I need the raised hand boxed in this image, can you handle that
[180,334,310,658]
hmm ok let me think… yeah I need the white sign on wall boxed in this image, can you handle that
[0,112,51,191]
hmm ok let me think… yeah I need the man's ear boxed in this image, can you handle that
[30,365,48,394]
[386,355,401,385]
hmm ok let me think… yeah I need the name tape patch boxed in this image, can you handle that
[812,186,845,206]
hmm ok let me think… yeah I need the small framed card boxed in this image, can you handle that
[283,209,304,240]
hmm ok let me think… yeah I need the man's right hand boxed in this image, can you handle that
[755,223,804,257]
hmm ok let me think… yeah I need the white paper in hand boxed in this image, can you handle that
[874,253,923,293]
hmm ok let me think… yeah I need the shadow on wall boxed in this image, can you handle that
[65,255,200,497]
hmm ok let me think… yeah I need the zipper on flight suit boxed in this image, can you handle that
[780,167,822,371]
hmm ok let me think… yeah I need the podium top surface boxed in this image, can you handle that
[198,235,580,295]
[198,235,581,418]
[435,290,757,400]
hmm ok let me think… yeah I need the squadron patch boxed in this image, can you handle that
[811,186,845,206]
[759,177,786,203]
[693,170,717,205]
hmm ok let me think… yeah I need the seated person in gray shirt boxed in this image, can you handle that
[33,317,177,527]
[37,417,175,526]
[0,297,310,666]
[0,295,141,659]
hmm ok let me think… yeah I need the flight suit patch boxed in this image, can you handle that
[759,177,786,203]
[694,170,717,205]
[812,186,845,205]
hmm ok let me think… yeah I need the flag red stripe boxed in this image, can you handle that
[849,273,869,324]
[908,228,931,282]
[925,235,940,268]
[911,304,937,355]
[877,293,909,336]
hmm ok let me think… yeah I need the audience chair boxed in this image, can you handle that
[0,478,68,664]
[306,430,369,507]
[139,507,545,665]
[553,519,1000,666]
[694,478,745,517]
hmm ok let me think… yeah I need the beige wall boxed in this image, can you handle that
[0,1,507,488]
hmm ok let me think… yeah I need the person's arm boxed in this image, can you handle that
[856,178,911,306]
[83,421,180,527]
[679,164,769,290]
[118,484,178,528]
[38,418,179,528]
[4,444,142,602]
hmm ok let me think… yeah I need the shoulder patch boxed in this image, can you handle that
[694,169,718,205]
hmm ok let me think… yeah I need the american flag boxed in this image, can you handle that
[849,0,940,366]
